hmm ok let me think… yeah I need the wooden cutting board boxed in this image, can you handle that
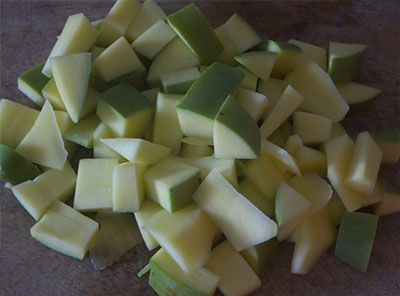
[1,1,399,295]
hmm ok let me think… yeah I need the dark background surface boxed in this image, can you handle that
[1,1,399,295]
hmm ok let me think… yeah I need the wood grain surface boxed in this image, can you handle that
[1,1,399,295]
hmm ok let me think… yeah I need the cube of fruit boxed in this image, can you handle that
[178,156,238,188]
[0,144,41,185]
[125,0,166,42]
[287,172,333,215]
[89,210,142,270]
[291,210,337,274]
[268,121,293,148]
[147,37,200,87]
[0,99,39,148]
[238,179,274,217]
[96,83,154,138]
[96,0,141,47]
[140,248,219,296]
[194,169,277,251]
[92,18,103,30]
[329,122,347,140]
[177,63,244,139]
[30,201,98,260]
[214,25,237,66]
[144,158,200,212]
[180,143,213,158]
[288,39,327,71]
[92,37,143,82]
[368,129,400,164]
[235,88,268,121]
[168,4,223,65]
[235,51,277,81]
[214,96,261,159]
[218,13,261,54]
[295,145,327,177]
[336,82,381,110]
[51,53,91,123]
[92,123,124,161]
[335,212,378,272]
[141,87,160,104]
[261,140,300,175]
[41,79,66,110]
[241,239,279,276]
[205,240,261,296]
[260,85,304,139]
[90,46,105,61]
[293,111,332,144]
[132,20,177,60]
[275,183,312,241]
[134,199,163,250]
[143,204,219,271]
[160,67,201,94]
[64,114,100,148]
[16,101,67,170]
[153,93,183,155]
[285,60,349,122]
[112,163,145,212]
[17,62,49,106]
[328,41,367,84]
[42,13,99,77]
[11,162,76,220]
[346,131,382,195]
[101,138,170,164]
[326,190,346,226]
[325,134,366,212]
[257,77,288,119]
[373,183,400,216]
[243,154,286,200]
[73,158,118,211]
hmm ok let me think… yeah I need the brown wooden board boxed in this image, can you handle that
[1,1,399,295]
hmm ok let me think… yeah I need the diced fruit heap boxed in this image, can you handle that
[1,0,399,295]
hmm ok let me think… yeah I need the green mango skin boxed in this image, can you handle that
[167,4,223,66]
[215,95,261,157]
[90,67,147,92]
[334,212,379,272]
[178,63,244,120]
[169,172,201,212]
[17,61,50,105]
[100,83,154,118]
[0,144,42,185]
[329,48,367,84]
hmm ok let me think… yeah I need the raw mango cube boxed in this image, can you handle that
[261,140,300,175]
[140,248,219,296]
[180,143,213,158]
[293,111,333,144]
[234,51,277,80]
[96,83,154,138]
[51,53,91,123]
[167,4,223,65]
[346,131,382,195]
[17,62,49,106]
[0,144,41,185]
[177,63,244,139]
[144,158,201,213]
[16,101,67,170]
[295,145,327,177]
[41,79,66,110]
[143,204,219,271]
[0,99,39,148]
[193,169,277,251]
[73,158,118,212]
[112,163,146,212]
[238,179,274,218]
[89,210,142,270]
[335,212,378,272]
[288,39,327,71]
[101,138,170,164]
[92,123,124,161]
[205,240,261,296]
[42,13,99,77]
[92,37,143,82]
[64,114,100,148]
[11,162,76,220]
[160,67,200,94]
[30,201,98,260]
[235,88,269,121]
[132,20,177,60]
